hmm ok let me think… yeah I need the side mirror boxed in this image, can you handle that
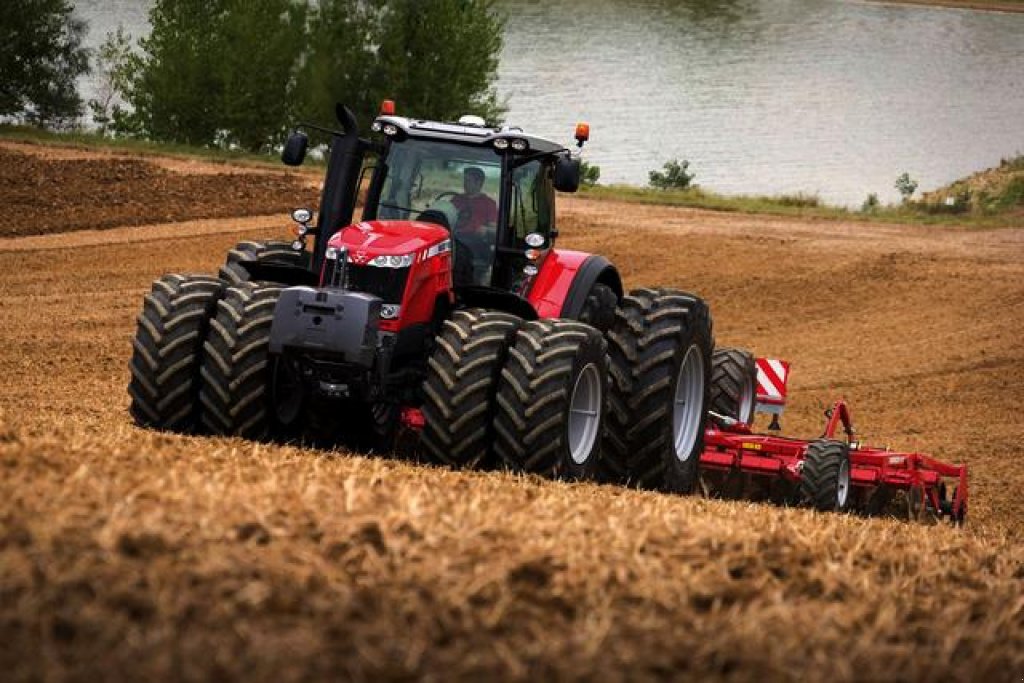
[281,131,308,166]
[553,154,581,193]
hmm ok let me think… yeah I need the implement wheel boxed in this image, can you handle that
[219,240,310,285]
[199,282,283,439]
[603,288,713,492]
[129,273,224,432]
[494,319,608,479]
[421,309,523,468]
[799,439,852,512]
[709,347,756,424]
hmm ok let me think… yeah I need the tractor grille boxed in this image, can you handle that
[346,264,410,304]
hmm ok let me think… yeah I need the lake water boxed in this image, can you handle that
[74,0,1024,206]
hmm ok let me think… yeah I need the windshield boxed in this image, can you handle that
[372,139,501,231]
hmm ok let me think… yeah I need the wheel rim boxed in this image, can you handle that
[568,363,602,465]
[837,457,851,508]
[738,371,756,424]
[672,345,705,462]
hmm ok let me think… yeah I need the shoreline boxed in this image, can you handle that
[870,0,1024,12]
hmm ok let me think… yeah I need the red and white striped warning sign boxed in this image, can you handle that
[755,358,790,408]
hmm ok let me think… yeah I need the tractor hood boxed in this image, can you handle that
[327,220,450,263]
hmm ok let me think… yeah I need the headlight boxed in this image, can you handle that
[381,304,402,320]
[510,138,528,152]
[291,207,312,223]
[369,254,414,268]
[493,138,509,150]
[383,123,398,136]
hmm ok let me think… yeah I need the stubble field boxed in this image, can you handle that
[1,140,1022,682]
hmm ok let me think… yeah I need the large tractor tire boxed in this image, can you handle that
[199,282,284,439]
[494,319,608,480]
[603,288,713,492]
[577,282,618,333]
[709,347,757,424]
[421,309,523,468]
[128,273,224,432]
[799,439,852,512]
[219,240,310,285]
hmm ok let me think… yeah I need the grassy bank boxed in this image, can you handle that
[0,124,292,169]
[873,0,1024,12]
[3,125,1020,228]
[580,181,1023,228]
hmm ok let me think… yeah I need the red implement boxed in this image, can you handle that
[701,398,968,524]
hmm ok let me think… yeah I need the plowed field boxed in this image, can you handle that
[1,141,1022,682]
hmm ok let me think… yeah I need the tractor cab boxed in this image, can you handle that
[281,101,588,310]
[360,110,583,293]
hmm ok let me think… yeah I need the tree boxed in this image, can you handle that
[649,159,695,190]
[88,27,136,135]
[373,0,506,125]
[116,0,307,151]
[299,0,382,135]
[109,0,507,149]
[0,0,90,128]
[894,172,918,203]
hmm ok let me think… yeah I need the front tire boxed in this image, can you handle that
[128,273,224,432]
[199,282,283,438]
[603,288,713,492]
[494,319,608,480]
[421,309,523,468]
[219,240,310,285]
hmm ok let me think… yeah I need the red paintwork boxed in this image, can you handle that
[325,220,453,332]
[526,249,591,318]
[700,399,968,522]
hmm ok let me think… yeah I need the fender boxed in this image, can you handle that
[455,285,538,320]
[527,250,623,320]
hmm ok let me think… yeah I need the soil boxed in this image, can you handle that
[1,143,1022,682]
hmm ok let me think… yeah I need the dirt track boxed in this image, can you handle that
[1,143,1022,681]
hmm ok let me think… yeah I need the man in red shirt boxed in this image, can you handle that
[451,166,497,235]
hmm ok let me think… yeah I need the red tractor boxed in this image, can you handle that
[129,102,714,492]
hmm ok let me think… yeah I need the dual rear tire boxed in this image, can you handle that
[602,288,714,492]
[420,312,609,480]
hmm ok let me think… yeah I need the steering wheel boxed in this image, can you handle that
[432,191,460,203]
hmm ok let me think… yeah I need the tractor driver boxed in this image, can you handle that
[452,166,497,235]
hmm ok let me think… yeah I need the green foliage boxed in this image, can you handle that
[894,172,918,202]
[88,27,136,135]
[580,160,601,187]
[649,159,695,190]
[372,0,506,126]
[861,193,880,213]
[774,193,819,208]
[106,0,506,151]
[0,0,90,128]
[114,0,307,151]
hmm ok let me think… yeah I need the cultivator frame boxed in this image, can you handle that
[701,360,968,524]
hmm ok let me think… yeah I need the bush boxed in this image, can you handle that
[649,159,695,190]
[861,193,880,213]
[0,0,90,128]
[774,193,820,208]
[580,160,601,187]
[894,172,918,202]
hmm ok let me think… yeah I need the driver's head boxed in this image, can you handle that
[463,166,485,195]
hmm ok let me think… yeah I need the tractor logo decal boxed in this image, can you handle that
[352,250,369,264]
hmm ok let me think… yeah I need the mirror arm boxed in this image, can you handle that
[510,148,567,169]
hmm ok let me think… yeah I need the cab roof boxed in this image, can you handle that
[373,115,565,156]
